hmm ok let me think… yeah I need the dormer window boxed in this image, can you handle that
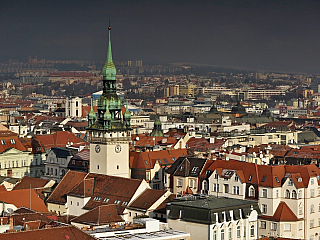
[191,167,199,173]
[261,176,266,182]
[93,196,102,201]
[103,198,109,203]
[275,177,280,183]
[248,175,253,181]
[1,140,5,145]
[288,178,293,186]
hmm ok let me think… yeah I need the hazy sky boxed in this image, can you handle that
[1,0,320,73]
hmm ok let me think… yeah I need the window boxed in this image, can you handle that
[10,139,15,144]
[318,187,320,196]
[261,221,266,229]
[311,204,315,213]
[284,223,291,231]
[248,175,253,181]
[213,183,219,192]
[261,176,266,182]
[319,203,320,212]
[310,236,314,240]
[155,172,159,180]
[262,189,267,198]
[214,173,219,179]
[93,196,102,201]
[275,177,280,183]
[292,190,297,199]
[298,190,302,199]
[288,178,293,186]
[237,226,241,238]
[311,178,315,185]
[310,219,314,228]
[249,186,255,197]
[203,180,208,191]
[103,198,109,203]
[224,184,229,193]
[228,228,232,239]
[213,230,217,240]
[299,205,303,215]
[70,201,72,205]
[177,178,183,187]
[191,166,198,173]
[221,229,225,240]
[262,204,267,214]
[271,222,277,230]
[285,189,290,198]
[234,174,239,181]
[114,200,121,204]
[97,165,99,170]
[311,189,315,197]
[250,225,255,237]
[233,186,240,195]
[298,222,302,230]
[122,201,128,206]
[276,189,279,198]
[77,202,79,206]
[1,140,5,145]
[189,179,193,187]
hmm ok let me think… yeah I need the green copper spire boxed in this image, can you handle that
[88,98,96,120]
[102,21,116,81]
[123,98,131,119]
[104,100,112,121]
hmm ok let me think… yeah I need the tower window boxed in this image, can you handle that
[97,165,99,169]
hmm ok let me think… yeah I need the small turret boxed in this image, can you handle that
[123,98,131,128]
[88,98,96,127]
[150,116,164,137]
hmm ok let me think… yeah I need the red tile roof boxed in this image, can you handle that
[260,202,300,222]
[130,149,187,169]
[46,171,87,205]
[35,131,84,149]
[0,189,48,212]
[0,226,96,240]
[128,189,167,210]
[131,134,178,147]
[13,176,50,190]
[71,204,124,226]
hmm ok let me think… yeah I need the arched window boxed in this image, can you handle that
[249,186,255,197]
[285,189,290,198]
[298,190,302,199]
[250,225,255,237]
[292,190,297,199]
[311,204,315,213]
[213,230,217,240]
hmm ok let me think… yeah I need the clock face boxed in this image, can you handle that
[115,144,122,153]
[95,145,101,153]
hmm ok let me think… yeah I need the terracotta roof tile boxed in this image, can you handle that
[260,201,300,222]
[130,149,187,169]
[46,171,87,205]
[71,204,124,226]
[35,131,84,150]
[0,189,48,212]
[13,176,50,190]
[128,189,167,210]
[0,226,96,240]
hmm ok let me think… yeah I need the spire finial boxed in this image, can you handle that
[108,17,111,30]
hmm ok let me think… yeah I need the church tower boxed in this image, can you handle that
[87,23,131,178]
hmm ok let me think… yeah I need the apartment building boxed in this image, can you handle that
[198,160,320,239]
